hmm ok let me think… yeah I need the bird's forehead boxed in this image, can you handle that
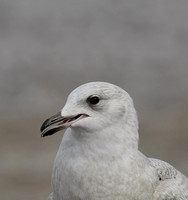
[67,82,125,102]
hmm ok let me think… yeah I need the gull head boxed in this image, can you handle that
[40,82,138,140]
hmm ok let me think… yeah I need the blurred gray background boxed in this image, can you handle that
[0,0,188,199]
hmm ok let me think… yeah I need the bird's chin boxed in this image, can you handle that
[40,112,89,137]
[72,118,105,133]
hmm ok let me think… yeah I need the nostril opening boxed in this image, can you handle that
[75,114,82,119]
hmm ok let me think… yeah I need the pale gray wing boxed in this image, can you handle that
[149,158,188,200]
[47,192,53,200]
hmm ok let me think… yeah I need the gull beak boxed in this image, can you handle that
[40,112,89,137]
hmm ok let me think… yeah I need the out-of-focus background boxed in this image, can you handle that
[0,0,188,199]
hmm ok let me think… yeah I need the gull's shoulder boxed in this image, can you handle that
[149,158,188,200]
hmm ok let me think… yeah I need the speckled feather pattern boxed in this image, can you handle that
[44,82,188,200]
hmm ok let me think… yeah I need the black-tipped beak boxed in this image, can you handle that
[40,112,89,137]
[40,112,64,137]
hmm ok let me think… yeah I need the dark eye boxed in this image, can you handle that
[88,96,100,105]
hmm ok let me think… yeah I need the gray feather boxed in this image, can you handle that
[149,158,188,200]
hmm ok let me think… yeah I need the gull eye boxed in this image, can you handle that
[88,95,100,105]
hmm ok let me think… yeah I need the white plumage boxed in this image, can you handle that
[41,82,188,200]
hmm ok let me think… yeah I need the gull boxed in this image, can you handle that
[40,82,188,200]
